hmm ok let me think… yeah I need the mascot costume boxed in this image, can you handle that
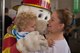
[2,0,51,53]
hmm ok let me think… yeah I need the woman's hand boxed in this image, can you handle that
[46,38,55,47]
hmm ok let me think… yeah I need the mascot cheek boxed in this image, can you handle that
[36,20,48,34]
[34,9,51,34]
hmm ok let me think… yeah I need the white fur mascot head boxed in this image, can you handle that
[16,0,51,52]
[17,0,51,34]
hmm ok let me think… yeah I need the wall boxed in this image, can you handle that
[11,0,22,8]
[0,0,2,16]
[5,0,11,8]
[58,0,73,11]
[5,0,22,8]
[51,0,73,11]
[5,0,73,11]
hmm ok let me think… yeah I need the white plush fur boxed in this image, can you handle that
[16,5,51,53]
[16,38,28,53]
[36,20,48,34]
[17,5,50,34]
[8,9,17,19]
[17,5,51,22]
[16,31,48,53]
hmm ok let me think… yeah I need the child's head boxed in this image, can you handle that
[14,12,37,32]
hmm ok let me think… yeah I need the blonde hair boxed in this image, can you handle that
[14,12,37,31]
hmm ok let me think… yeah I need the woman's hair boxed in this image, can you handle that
[14,12,37,31]
[56,9,75,33]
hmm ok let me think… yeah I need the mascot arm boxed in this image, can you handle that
[23,31,48,52]
[2,33,20,53]
[16,31,48,53]
[2,31,48,53]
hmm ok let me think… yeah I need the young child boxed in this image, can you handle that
[12,12,37,40]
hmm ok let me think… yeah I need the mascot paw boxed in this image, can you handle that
[24,31,48,52]
[16,38,28,53]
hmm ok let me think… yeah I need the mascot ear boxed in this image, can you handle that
[36,20,48,35]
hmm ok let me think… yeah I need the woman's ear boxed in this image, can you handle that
[59,24,64,30]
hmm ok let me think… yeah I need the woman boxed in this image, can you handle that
[44,9,74,53]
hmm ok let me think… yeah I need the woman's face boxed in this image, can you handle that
[47,11,64,33]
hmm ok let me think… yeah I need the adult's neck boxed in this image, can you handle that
[46,31,64,40]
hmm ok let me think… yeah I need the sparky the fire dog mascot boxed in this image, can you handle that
[2,0,51,53]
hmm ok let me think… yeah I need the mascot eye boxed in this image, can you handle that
[39,10,43,12]
[45,16,48,20]
[38,14,42,18]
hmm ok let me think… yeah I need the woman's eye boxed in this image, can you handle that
[38,14,42,18]
[32,26,35,28]
[51,19,54,21]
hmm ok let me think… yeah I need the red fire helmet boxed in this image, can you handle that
[23,0,51,11]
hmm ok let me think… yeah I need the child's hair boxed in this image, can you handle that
[14,12,37,31]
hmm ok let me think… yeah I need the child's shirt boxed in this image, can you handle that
[12,29,29,40]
